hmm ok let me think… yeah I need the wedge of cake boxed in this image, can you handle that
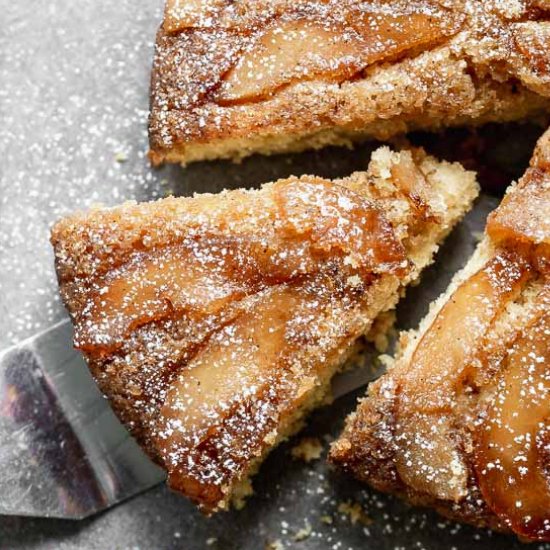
[51,146,477,513]
[149,0,550,166]
[330,129,550,541]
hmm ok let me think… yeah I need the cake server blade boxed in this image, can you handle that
[331,344,386,400]
[0,320,165,520]
[332,363,381,400]
[0,319,377,520]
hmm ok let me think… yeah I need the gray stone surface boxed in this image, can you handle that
[1,2,548,549]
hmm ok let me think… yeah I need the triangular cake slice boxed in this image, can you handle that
[149,0,550,165]
[51,146,477,513]
[330,129,550,541]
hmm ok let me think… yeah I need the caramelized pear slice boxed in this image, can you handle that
[75,179,406,353]
[217,6,460,103]
[474,287,550,541]
[398,251,530,412]
[394,252,531,499]
[217,19,366,103]
[74,244,258,353]
[156,276,364,511]
[394,412,468,501]
[487,167,550,263]
[487,128,550,271]
[389,150,439,221]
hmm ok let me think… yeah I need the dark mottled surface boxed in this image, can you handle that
[1,1,549,549]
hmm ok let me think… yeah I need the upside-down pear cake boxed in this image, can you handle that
[51,146,477,513]
[330,128,550,541]
[149,0,550,166]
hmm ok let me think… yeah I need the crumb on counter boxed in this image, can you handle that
[292,519,312,541]
[290,437,324,463]
[337,501,373,526]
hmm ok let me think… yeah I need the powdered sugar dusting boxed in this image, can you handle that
[0,0,165,348]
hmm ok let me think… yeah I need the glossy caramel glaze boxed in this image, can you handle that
[51,147,477,513]
[72,179,406,353]
[149,0,550,165]
[474,287,550,540]
[330,128,550,541]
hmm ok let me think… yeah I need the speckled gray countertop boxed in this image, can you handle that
[1,2,549,549]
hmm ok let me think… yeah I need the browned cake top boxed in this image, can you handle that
[330,130,550,541]
[149,0,550,162]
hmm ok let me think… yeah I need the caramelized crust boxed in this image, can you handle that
[330,129,550,541]
[51,147,477,513]
[487,133,550,265]
[149,0,550,165]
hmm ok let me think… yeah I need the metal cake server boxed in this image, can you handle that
[0,320,165,520]
[0,319,375,520]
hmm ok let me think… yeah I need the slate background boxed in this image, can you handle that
[1,1,549,549]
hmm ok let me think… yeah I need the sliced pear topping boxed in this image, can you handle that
[474,287,550,541]
[217,19,367,103]
[217,6,461,103]
[156,276,364,511]
[487,166,550,261]
[487,131,550,272]
[273,179,407,275]
[74,243,259,353]
[388,151,438,221]
[398,251,531,412]
[75,179,405,354]
[394,412,468,501]
[394,252,531,499]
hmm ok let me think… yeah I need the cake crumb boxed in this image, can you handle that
[291,437,324,463]
[337,501,373,526]
[292,519,312,541]
[265,540,284,550]
[366,310,396,352]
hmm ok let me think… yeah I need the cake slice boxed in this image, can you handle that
[51,146,477,513]
[330,129,550,541]
[149,0,550,166]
